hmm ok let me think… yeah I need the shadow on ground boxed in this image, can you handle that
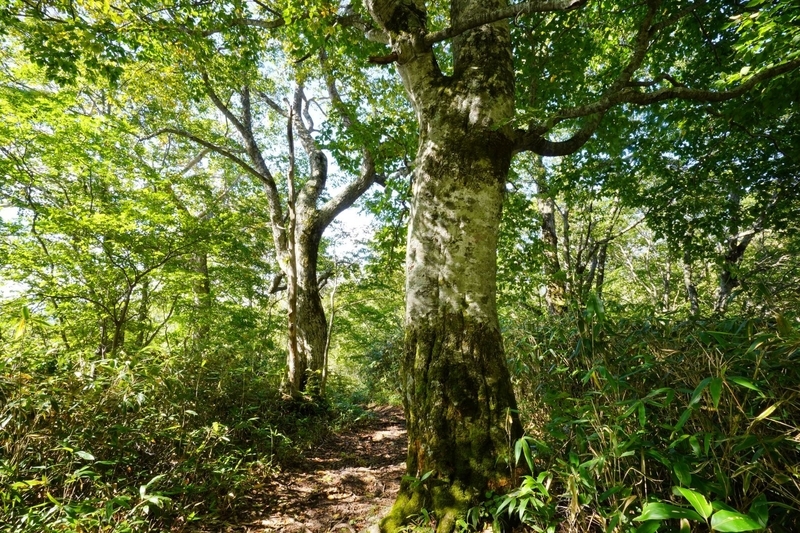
[195,405,406,533]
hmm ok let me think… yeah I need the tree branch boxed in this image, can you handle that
[552,58,800,122]
[317,49,382,228]
[291,86,319,156]
[257,90,289,117]
[424,0,588,46]
[201,72,248,135]
[144,128,266,184]
[513,112,605,156]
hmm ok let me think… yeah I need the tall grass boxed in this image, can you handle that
[503,307,800,532]
[0,332,338,532]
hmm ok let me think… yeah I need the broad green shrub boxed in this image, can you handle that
[0,321,331,532]
[503,307,800,532]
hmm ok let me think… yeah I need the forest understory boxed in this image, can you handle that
[198,405,407,533]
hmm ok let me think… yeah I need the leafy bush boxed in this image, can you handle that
[502,306,800,532]
[0,310,354,532]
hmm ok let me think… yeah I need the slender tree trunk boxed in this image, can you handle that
[682,248,700,317]
[284,111,302,396]
[135,278,151,348]
[561,207,573,303]
[322,261,339,391]
[190,252,212,342]
[662,256,672,312]
[536,182,566,314]
[197,78,378,400]
[594,242,608,299]
[368,2,522,530]
[713,237,754,315]
[98,317,109,357]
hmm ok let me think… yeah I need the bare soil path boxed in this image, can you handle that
[221,405,406,533]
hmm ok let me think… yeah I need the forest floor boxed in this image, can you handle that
[198,405,407,533]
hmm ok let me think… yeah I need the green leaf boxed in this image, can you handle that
[674,409,693,432]
[690,378,711,406]
[748,494,768,527]
[673,462,692,486]
[635,522,661,533]
[522,438,534,471]
[518,496,529,520]
[75,450,95,461]
[728,377,761,393]
[634,502,703,522]
[676,487,713,519]
[710,510,764,532]
[689,435,702,456]
[709,377,723,409]
[712,501,738,513]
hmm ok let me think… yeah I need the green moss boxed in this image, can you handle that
[379,486,424,532]
[381,479,478,533]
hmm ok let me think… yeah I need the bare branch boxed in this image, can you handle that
[257,90,289,117]
[424,0,588,46]
[291,85,319,156]
[368,52,399,65]
[202,72,248,135]
[603,0,661,96]
[270,272,287,294]
[318,154,380,229]
[144,128,267,184]
[180,148,211,175]
[317,269,334,290]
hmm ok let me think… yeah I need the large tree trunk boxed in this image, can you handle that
[385,125,522,533]
[287,219,328,396]
[370,1,523,530]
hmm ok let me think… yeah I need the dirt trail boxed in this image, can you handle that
[231,405,407,533]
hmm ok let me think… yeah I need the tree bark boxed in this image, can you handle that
[713,236,754,315]
[287,213,328,396]
[191,252,211,343]
[594,242,608,299]
[367,1,522,530]
[536,180,567,314]
[361,0,800,528]
[682,246,700,317]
